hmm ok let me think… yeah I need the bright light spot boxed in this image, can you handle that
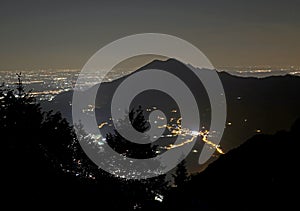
[157,116,165,120]
[157,124,167,129]
[98,122,108,129]
[154,194,164,202]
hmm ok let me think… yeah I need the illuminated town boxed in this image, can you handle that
[1,65,299,101]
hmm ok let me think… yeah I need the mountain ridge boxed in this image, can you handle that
[43,58,300,172]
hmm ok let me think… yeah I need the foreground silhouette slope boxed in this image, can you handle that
[163,118,300,210]
[1,78,168,209]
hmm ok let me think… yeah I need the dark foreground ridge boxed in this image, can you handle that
[163,118,300,210]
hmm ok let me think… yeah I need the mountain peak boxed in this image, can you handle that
[137,58,187,72]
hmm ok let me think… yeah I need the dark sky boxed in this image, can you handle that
[1,0,299,69]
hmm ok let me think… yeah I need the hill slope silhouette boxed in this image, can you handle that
[164,118,300,210]
[45,58,300,172]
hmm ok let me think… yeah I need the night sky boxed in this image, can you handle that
[1,0,299,69]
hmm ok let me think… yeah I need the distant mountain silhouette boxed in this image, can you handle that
[163,118,300,210]
[43,58,300,172]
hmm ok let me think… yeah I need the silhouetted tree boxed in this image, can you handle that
[1,76,171,209]
[106,106,158,159]
[0,74,106,205]
[105,105,169,209]
[172,159,190,188]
